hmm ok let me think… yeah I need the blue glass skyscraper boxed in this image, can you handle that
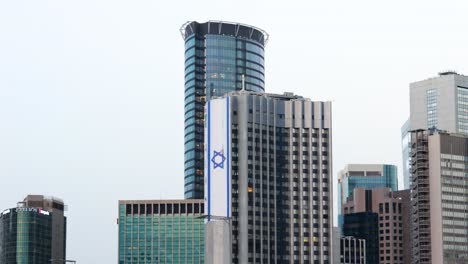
[180,21,268,198]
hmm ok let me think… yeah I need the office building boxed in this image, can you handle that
[410,130,468,264]
[0,195,67,264]
[409,71,468,133]
[401,71,468,189]
[337,164,398,227]
[340,236,366,264]
[342,187,411,264]
[180,21,269,199]
[342,212,379,264]
[204,91,333,263]
[118,199,205,264]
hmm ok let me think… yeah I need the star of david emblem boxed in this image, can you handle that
[211,150,226,169]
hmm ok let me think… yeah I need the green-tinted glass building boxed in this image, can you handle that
[0,208,52,263]
[180,21,269,199]
[118,199,205,264]
[0,195,66,264]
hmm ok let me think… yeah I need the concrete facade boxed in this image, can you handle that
[410,130,468,264]
[408,72,468,132]
[333,227,340,264]
[402,72,468,190]
[205,220,231,264]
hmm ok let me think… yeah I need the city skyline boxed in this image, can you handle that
[1,0,468,263]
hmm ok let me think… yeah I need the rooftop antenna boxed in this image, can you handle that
[241,74,246,91]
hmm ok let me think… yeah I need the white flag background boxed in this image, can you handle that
[205,98,231,219]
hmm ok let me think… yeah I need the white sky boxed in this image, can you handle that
[1,0,467,262]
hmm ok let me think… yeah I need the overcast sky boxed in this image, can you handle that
[1,0,467,262]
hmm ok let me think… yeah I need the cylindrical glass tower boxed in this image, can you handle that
[181,21,268,198]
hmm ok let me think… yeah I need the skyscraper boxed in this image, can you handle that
[409,71,468,133]
[410,130,468,264]
[180,21,269,199]
[401,71,468,189]
[118,199,205,264]
[204,90,333,263]
[337,164,398,227]
[0,195,67,264]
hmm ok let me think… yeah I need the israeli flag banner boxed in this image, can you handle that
[205,98,231,220]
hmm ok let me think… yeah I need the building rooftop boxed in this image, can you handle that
[119,199,204,205]
[24,194,64,204]
[412,71,468,84]
[180,20,269,45]
[211,90,328,103]
[438,70,460,76]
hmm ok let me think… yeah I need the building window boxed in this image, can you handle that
[426,88,438,128]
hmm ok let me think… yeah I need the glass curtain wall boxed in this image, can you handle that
[183,21,267,199]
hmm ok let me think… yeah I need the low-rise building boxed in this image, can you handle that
[117,199,205,264]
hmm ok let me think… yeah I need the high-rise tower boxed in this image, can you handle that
[410,130,468,264]
[409,72,468,133]
[204,91,333,263]
[401,71,468,189]
[180,21,268,198]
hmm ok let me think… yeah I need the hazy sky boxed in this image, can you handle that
[1,0,468,262]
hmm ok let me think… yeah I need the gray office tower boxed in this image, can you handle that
[401,71,468,189]
[180,21,268,199]
[204,91,333,263]
[410,130,468,264]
